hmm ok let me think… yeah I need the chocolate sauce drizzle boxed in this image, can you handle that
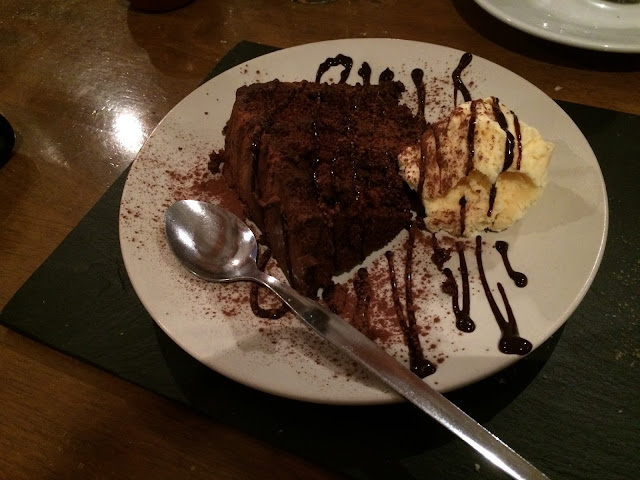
[379,67,395,83]
[514,115,523,170]
[346,89,366,263]
[416,129,444,205]
[495,241,528,287]
[250,249,289,319]
[487,185,497,217]
[352,268,373,338]
[358,62,372,85]
[404,227,437,375]
[459,196,467,236]
[452,52,473,106]
[384,226,436,377]
[417,133,429,200]
[316,54,354,83]
[441,242,475,333]
[311,87,326,196]
[252,82,300,206]
[411,68,426,123]
[486,97,516,216]
[430,234,451,271]
[250,130,262,197]
[280,212,295,288]
[319,52,473,107]
[491,97,515,173]
[466,99,478,175]
[475,236,532,355]
[310,86,339,271]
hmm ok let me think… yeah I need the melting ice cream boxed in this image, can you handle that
[398,96,553,236]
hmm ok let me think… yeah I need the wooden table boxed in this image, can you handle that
[1,1,638,478]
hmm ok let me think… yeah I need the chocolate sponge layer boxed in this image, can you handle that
[219,79,422,297]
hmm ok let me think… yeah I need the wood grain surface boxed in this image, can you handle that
[0,0,638,478]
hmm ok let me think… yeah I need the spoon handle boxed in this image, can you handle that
[252,269,548,480]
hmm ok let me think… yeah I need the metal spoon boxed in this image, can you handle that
[165,199,549,480]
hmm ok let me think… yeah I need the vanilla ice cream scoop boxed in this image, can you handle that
[398,96,553,236]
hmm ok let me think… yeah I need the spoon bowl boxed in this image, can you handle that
[165,200,259,282]
[164,199,548,480]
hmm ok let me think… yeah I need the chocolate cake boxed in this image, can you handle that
[215,79,423,297]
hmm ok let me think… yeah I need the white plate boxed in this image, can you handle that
[475,0,640,53]
[119,39,608,405]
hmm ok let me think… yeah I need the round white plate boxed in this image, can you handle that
[119,38,608,405]
[475,0,640,53]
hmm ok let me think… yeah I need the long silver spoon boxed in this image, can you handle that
[165,199,549,480]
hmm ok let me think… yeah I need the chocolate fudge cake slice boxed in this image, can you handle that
[217,79,422,297]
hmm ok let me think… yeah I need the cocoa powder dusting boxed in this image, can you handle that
[322,282,350,314]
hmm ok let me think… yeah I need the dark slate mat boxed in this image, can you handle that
[2,41,638,480]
